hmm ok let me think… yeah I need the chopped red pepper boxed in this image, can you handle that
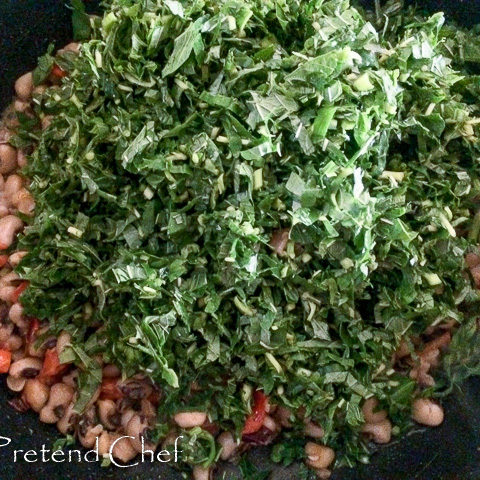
[51,64,68,78]
[242,390,269,435]
[100,377,123,401]
[0,255,9,268]
[0,349,12,374]
[39,348,68,379]
[26,318,40,349]
[10,280,29,304]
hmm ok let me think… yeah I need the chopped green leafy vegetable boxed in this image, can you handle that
[12,0,480,470]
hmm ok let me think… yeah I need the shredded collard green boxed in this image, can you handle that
[10,0,480,469]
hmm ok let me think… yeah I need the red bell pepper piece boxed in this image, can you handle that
[0,349,12,374]
[26,318,40,349]
[10,280,29,304]
[100,377,123,401]
[39,348,68,378]
[242,390,269,435]
[51,64,67,78]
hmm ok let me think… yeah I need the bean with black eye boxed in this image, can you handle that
[9,357,42,379]
[15,72,33,100]
[23,379,50,412]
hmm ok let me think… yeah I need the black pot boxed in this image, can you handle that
[0,1,480,479]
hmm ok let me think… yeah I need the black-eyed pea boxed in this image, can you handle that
[412,398,444,427]
[361,419,392,444]
[305,443,335,470]
[0,145,17,175]
[16,150,27,169]
[304,421,325,439]
[263,415,278,432]
[275,406,293,428]
[11,349,25,361]
[8,251,27,268]
[9,357,42,379]
[6,375,25,392]
[0,215,23,250]
[109,433,138,463]
[32,85,47,96]
[98,431,111,456]
[14,72,34,100]
[3,174,23,200]
[57,402,77,434]
[362,397,388,424]
[39,383,74,424]
[126,414,157,453]
[102,364,121,378]
[56,331,72,356]
[79,423,103,448]
[314,468,332,479]
[140,399,156,418]
[97,399,118,429]
[14,100,30,113]
[0,322,14,342]
[62,369,78,388]
[60,42,80,54]
[12,188,35,216]
[6,334,23,351]
[121,409,137,430]
[23,379,50,412]
[192,466,211,480]
[218,431,238,461]
[174,411,207,429]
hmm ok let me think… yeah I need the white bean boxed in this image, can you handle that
[97,431,111,456]
[361,419,392,444]
[102,364,121,378]
[0,322,14,342]
[15,72,34,100]
[61,42,80,54]
[305,443,335,470]
[23,379,50,412]
[362,398,388,424]
[109,433,137,463]
[56,331,72,356]
[0,215,23,250]
[174,411,207,429]
[8,251,27,267]
[0,145,17,175]
[218,431,238,461]
[16,150,27,169]
[57,402,77,434]
[304,421,324,439]
[192,466,211,480]
[6,375,26,392]
[126,414,155,453]
[412,398,444,427]
[14,100,30,113]
[4,175,22,201]
[9,357,42,379]
[5,334,22,351]
[97,399,117,429]
[0,286,15,302]
[79,423,103,448]
[121,409,136,429]
[11,188,35,215]
[39,383,74,423]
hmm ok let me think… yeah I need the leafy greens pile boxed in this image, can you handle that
[13,0,480,468]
